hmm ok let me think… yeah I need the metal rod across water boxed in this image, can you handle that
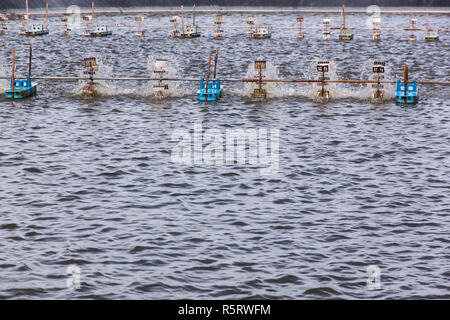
[17,8,450,17]
[0,76,449,86]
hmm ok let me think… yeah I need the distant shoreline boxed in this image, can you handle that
[1,0,450,9]
[2,6,450,17]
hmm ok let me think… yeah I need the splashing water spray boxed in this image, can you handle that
[315,61,331,100]
[0,57,8,90]
[371,62,386,100]
[146,55,185,99]
[252,60,267,99]
[152,58,169,99]
[75,53,116,96]
[305,59,356,100]
[359,60,394,102]
[80,57,98,96]
[306,59,336,101]
[243,59,282,99]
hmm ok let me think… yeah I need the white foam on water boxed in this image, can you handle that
[235,58,388,101]
[241,58,284,99]
[359,59,395,102]
[72,53,191,98]
[73,53,119,97]
[236,58,398,102]
[0,57,9,91]
[304,59,352,101]
[145,54,189,99]
[68,55,397,101]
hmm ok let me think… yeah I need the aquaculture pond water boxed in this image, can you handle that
[0,7,449,299]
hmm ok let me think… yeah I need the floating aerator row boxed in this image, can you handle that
[3,47,432,104]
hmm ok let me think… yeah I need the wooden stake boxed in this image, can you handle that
[205,53,212,102]
[404,64,408,102]
[45,3,48,29]
[29,45,32,76]
[343,4,346,29]
[321,69,325,97]
[12,48,15,99]
[213,48,219,79]
[92,2,95,32]
[181,5,184,35]
[26,0,29,28]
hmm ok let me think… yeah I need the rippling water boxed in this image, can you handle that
[0,7,449,299]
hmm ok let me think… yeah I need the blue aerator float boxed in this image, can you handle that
[198,49,223,101]
[395,80,418,104]
[5,76,37,99]
[197,77,223,101]
[395,64,418,104]
[5,46,37,99]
